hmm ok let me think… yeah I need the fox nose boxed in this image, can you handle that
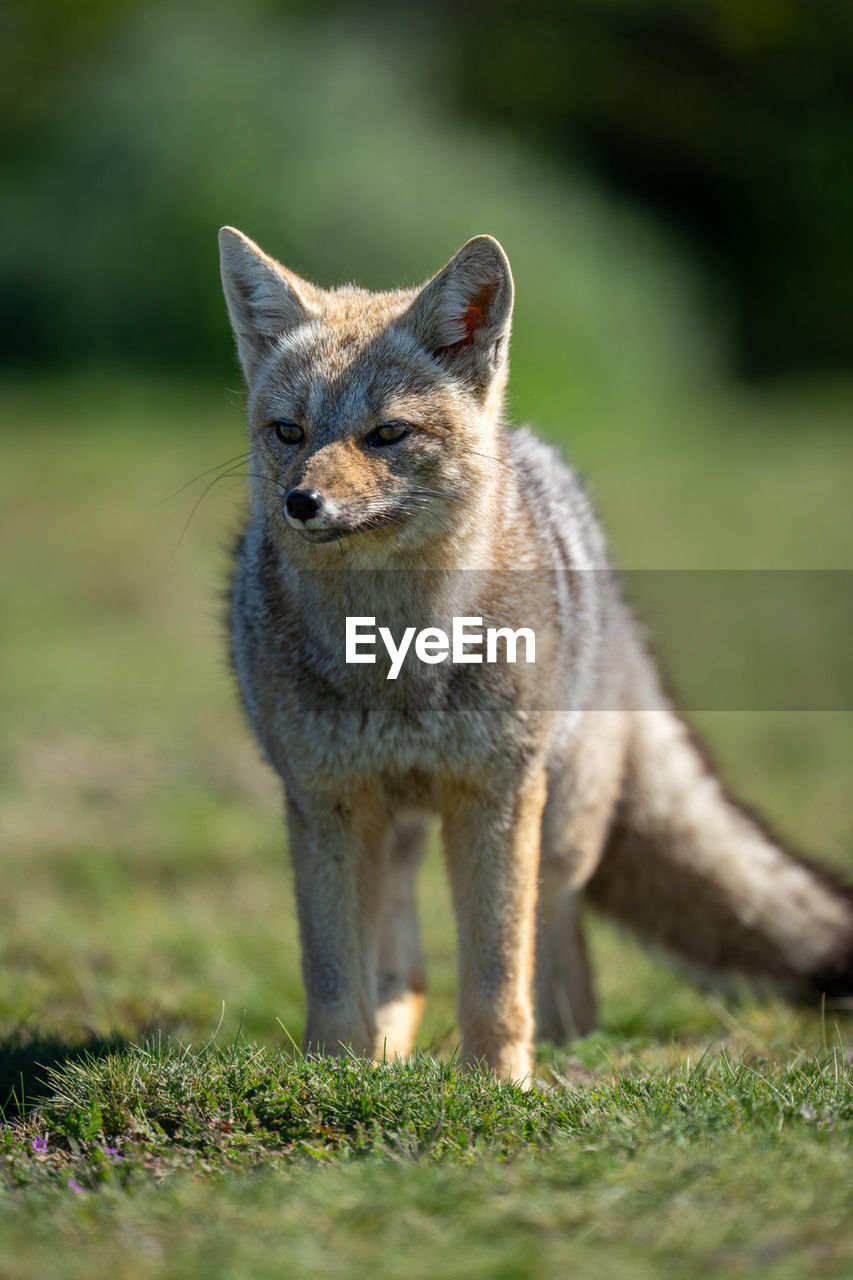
[285,488,323,522]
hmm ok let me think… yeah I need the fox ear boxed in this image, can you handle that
[403,235,514,394]
[219,227,314,380]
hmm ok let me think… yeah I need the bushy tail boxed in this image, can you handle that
[586,684,853,1002]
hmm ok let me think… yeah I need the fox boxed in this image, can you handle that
[218,226,853,1085]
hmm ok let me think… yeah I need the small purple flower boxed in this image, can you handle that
[67,1178,85,1193]
[31,1136,48,1155]
[104,1145,123,1163]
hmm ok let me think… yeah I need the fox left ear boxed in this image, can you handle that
[219,227,315,381]
[403,235,514,395]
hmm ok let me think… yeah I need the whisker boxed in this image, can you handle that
[462,446,541,526]
[465,447,530,487]
[157,451,252,505]
[244,472,289,497]
[166,460,273,561]
[397,499,456,538]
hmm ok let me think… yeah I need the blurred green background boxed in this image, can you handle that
[1,0,852,1057]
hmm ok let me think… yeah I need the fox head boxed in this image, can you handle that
[219,228,514,562]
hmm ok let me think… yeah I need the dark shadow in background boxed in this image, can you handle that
[435,0,853,374]
[2,0,853,376]
[0,1030,130,1121]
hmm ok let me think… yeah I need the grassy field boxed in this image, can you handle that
[1,371,852,1276]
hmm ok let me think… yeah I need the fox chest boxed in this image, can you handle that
[230,559,560,794]
[241,637,543,792]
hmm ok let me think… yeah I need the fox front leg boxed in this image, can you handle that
[439,761,548,1087]
[375,816,429,1059]
[286,790,388,1058]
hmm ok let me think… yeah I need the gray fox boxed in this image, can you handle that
[219,226,853,1084]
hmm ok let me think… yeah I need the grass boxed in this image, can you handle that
[0,368,852,1276]
[1,1044,851,1278]
[7,1038,852,1177]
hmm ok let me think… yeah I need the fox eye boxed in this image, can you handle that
[367,422,410,447]
[270,420,304,445]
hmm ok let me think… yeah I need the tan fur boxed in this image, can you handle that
[219,227,853,1085]
[438,762,547,1083]
[375,816,428,1058]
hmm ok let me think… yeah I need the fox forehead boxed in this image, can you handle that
[252,287,460,433]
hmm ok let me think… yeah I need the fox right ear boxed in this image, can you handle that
[403,235,514,397]
[219,228,314,380]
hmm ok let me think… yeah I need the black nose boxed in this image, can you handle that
[285,488,323,522]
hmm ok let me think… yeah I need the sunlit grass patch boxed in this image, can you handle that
[3,1040,850,1194]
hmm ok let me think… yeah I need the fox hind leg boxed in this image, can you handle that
[535,887,597,1042]
[536,710,629,1043]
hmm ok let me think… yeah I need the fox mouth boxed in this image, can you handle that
[291,511,403,543]
[295,527,351,543]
